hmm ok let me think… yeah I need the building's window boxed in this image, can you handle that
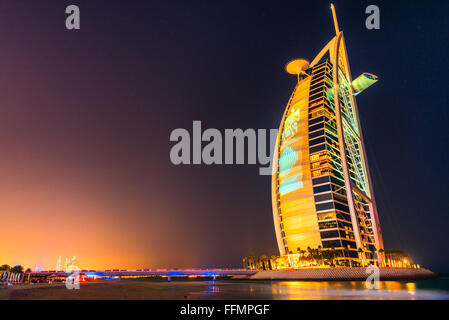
[312,168,331,177]
[312,176,330,186]
[317,211,336,221]
[322,240,342,248]
[309,116,324,126]
[309,109,324,120]
[312,69,326,79]
[309,122,324,133]
[310,86,324,97]
[316,202,334,211]
[310,151,329,162]
[313,184,331,194]
[337,222,352,231]
[321,230,340,239]
[315,193,333,203]
[336,211,352,222]
[309,96,325,105]
[334,202,350,213]
[311,159,331,170]
[345,250,359,258]
[309,136,325,146]
[319,221,338,230]
[309,144,326,154]
[310,90,325,100]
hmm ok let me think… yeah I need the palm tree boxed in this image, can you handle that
[307,246,313,263]
[300,250,306,261]
[258,255,269,270]
[255,256,262,270]
[318,246,325,265]
[246,254,256,270]
[0,264,11,271]
[329,247,337,267]
[321,248,329,265]
[270,255,278,270]
[10,265,24,273]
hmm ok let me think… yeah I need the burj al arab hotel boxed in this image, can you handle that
[272,4,384,266]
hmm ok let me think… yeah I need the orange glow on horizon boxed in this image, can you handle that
[0,153,200,270]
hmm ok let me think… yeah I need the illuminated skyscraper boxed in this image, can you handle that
[272,4,384,266]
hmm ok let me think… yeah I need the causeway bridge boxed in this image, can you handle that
[31,269,257,278]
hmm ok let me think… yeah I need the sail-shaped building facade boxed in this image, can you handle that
[271,5,384,266]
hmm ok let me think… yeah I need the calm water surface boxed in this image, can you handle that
[181,277,449,300]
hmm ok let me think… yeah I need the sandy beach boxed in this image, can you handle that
[0,280,200,300]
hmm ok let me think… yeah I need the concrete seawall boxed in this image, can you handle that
[236,268,437,281]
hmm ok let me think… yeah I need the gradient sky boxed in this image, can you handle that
[0,0,448,272]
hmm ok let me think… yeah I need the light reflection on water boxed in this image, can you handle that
[192,278,449,300]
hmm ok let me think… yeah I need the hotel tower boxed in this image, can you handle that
[271,5,384,266]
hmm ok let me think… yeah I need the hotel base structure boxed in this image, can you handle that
[271,4,385,269]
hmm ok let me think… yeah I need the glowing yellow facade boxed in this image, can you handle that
[272,5,384,266]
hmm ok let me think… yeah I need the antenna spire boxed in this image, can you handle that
[330,3,340,36]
